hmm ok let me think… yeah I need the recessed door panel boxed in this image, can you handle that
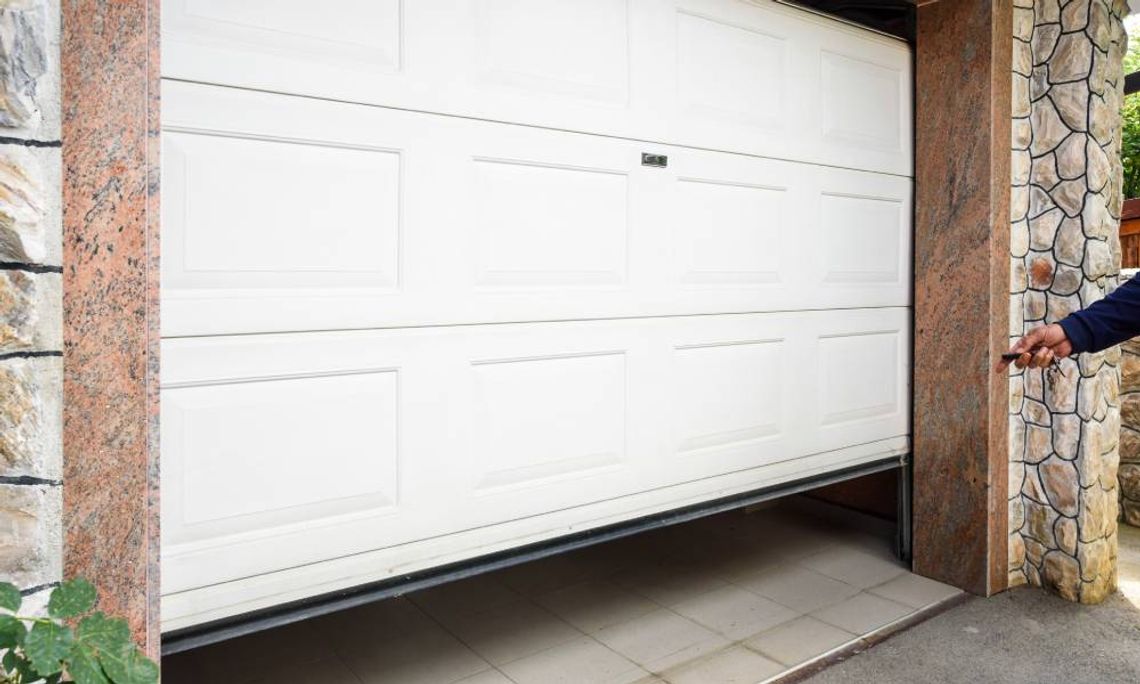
[162,82,911,337]
[163,0,912,176]
[161,308,909,597]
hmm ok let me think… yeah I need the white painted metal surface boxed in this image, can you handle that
[163,0,912,176]
[163,82,911,336]
[160,0,913,630]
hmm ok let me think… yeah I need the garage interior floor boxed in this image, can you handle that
[162,499,961,684]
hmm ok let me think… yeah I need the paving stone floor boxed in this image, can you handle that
[163,500,961,684]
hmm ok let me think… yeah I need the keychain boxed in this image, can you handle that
[1002,351,1067,391]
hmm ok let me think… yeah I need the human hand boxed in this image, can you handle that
[995,323,1073,373]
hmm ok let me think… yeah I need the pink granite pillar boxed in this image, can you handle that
[912,0,1013,596]
[61,0,161,656]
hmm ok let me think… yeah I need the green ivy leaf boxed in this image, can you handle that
[49,580,98,620]
[68,641,111,684]
[0,613,27,649]
[1,648,17,672]
[100,644,158,684]
[0,582,21,613]
[23,620,74,676]
[14,655,44,683]
[76,613,130,656]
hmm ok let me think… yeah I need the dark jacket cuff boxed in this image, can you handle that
[1058,315,1091,355]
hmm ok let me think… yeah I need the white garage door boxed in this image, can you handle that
[160,0,913,630]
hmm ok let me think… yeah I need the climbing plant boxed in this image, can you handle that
[1121,17,1140,199]
[1123,94,1140,200]
[0,580,158,684]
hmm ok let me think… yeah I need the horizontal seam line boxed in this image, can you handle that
[161,305,915,340]
[161,77,915,181]
[0,263,63,273]
[0,136,61,147]
[0,350,62,361]
[0,475,62,486]
[20,582,60,596]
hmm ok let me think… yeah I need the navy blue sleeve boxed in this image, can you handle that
[1058,276,1140,354]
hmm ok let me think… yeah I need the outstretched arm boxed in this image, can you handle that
[1057,275,1140,354]
[997,276,1140,373]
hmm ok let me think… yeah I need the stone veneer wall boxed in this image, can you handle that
[1118,271,1140,524]
[1008,0,1127,602]
[0,0,61,610]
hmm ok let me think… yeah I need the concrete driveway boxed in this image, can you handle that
[804,525,1140,684]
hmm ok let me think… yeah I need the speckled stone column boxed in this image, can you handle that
[61,0,160,655]
[914,0,1012,596]
[1008,0,1126,603]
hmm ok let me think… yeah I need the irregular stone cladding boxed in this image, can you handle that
[0,0,61,612]
[1008,0,1128,603]
[1117,271,1140,525]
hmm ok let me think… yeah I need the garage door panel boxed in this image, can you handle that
[475,0,631,105]
[819,193,905,286]
[473,159,630,288]
[470,351,629,491]
[162,333,456,593]
[665,0,911,175]
[807,325,910,454]
[448,325,648,522]
[163,371,400,546]
[820,50,906,153]
[163,0,910,175]
[163,0,412,87]
[162,82,910,336]
[164,433,909,630]
[672,177,787,286]
[167,0,404,70]
[675,8,787,130]
[668,337,787,474]
[818,332,901,426]
[162,308,908,594]
[809,167,913,297]
[163,131,402,291]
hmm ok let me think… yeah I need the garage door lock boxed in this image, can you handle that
[641,152,668,168]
